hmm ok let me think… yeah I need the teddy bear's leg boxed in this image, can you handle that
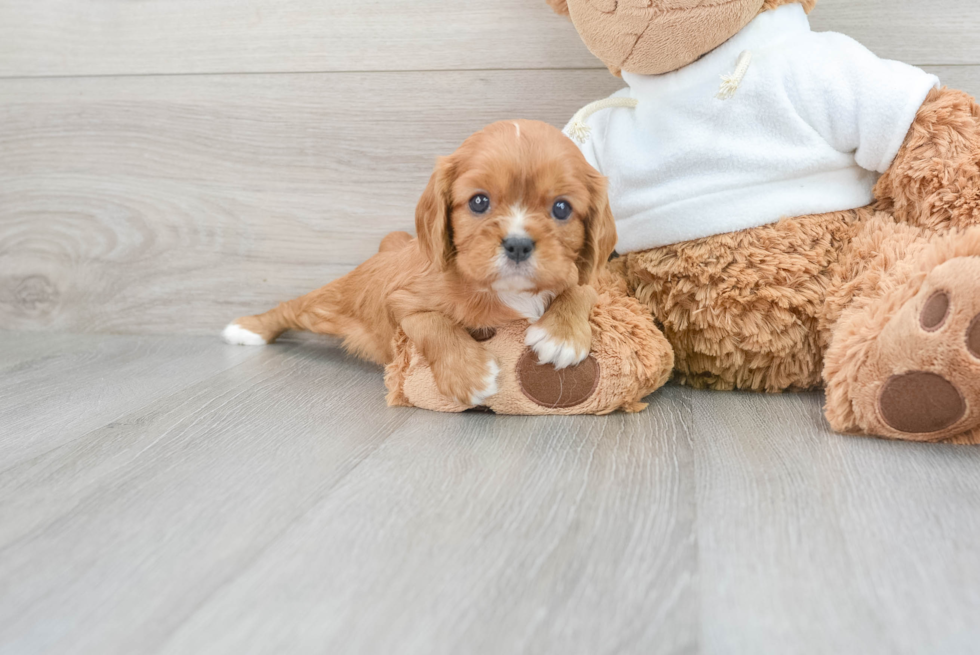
[625,210,857,392]
[823,214,980,443]
[385,270,675,415]
[875,87,980,231]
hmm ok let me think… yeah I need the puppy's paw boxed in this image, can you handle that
[222,322,267,346]
[525,324,590,370]
[469,359,501,406]
[433,353,500,407]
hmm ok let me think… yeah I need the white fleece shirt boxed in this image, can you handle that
[568,3,940,253]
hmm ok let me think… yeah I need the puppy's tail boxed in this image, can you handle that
[222,283,345,346]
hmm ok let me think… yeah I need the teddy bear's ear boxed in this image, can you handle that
[546,0,571,17]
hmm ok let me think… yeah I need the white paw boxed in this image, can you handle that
[468,359,500,406]
[222,322,266,346]
[525,325,588,370]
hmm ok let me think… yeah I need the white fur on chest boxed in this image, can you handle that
[492,278,555,322]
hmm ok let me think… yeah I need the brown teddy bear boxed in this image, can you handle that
[538,0,980,443]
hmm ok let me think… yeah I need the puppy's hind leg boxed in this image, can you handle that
[223,284,345,346]
[378,231,413,254]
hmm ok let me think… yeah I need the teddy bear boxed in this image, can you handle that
[390,0,980,444]
[531,0,980,443]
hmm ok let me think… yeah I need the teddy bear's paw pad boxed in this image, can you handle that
[878,371,966,434]
[868,257,980,439]
[516,348,599,409]
[967,315,980,359]
[920,291,951,331]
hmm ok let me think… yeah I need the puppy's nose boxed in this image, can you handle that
[502,236,535,263]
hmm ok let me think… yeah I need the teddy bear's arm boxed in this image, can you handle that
[874,87,980,232]
[783,32,938,176]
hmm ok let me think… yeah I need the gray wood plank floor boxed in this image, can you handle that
[1,332,978,655]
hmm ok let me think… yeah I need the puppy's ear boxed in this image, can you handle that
[415,156,456,270]
[546,0,570,16]
[577,173,618,285]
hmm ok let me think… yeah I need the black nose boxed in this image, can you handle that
[502,236,535,263]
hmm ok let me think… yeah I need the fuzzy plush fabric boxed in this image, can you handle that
[824,227,980,442]
[627,208,858,393]
[875,87,980,231]
[385,267,674,415]
[572,4,939,252]
[625,85,980,443]
[561,0,760,76]
[547,0,817,77]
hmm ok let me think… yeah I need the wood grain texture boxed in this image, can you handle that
[809,0,980,66]
[691,390,980,655]
[0,334,697,655]
[0,334,262,469]
[0,0,595,78]
[0,334,409,655]
[0,0,976,78]
[158,390,697,655]
[0,69,624,334]
[0,331,97,370]
[2,335,980,653]
[3,66,980,335]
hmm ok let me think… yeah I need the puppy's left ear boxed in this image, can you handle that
[577,174,618,285]
[415,156,456,270]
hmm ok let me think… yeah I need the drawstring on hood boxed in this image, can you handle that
[565,97,639,144]
[717,51,753,99]
[565,50,753,144]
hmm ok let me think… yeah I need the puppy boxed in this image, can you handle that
[223,119,617,406]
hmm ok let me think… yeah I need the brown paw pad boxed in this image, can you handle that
[968,315,980,359]
[517,348,599,409]
[920,290,951,332]
[878,371,965,434]
[468,327,497,342]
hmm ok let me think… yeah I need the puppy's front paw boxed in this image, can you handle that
[468,359,501,406]
[432,354,500,407]
[525,324,590,370]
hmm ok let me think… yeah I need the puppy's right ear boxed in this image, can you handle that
[577,170,618,285]
[546,0,570,16]
[415,156,456,270]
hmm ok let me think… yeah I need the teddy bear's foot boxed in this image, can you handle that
[384,280,675,415]
[826,256,980,442]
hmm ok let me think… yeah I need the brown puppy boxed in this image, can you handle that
[223,120,617,406]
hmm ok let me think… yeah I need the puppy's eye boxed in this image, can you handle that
[551,199,573,221]
[469,194,491,215]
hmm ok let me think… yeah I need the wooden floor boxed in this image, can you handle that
[2,331,979,654]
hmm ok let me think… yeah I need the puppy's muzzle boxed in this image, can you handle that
[502,236,535,264]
